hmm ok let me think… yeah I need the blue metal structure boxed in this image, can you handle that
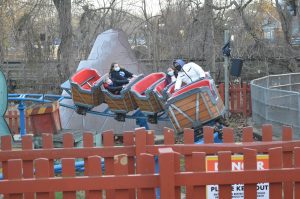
[7,93,171,134]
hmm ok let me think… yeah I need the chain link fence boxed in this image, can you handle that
[251,73,300,138]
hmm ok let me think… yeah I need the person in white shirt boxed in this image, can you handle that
[173,59,206,90]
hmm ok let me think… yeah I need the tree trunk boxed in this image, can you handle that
[53,0,73,82]
[203,0,216,79]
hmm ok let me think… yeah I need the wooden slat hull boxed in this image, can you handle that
[71,86,104,109]
[166,87,225,133]
[133,93,164,114]
[103,92,137,113]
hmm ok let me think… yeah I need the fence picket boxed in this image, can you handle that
[35,158,50,199]
[42,134,55,199]
[203,126,214,144]
[87,156,102,199]
[139,153,156,199]
[159,148,175,199]
[8,159,23,199]
[63,133,74,148]
[242,126,253,142]
[192,152,206,198]
[83,132,94,198]
[163,127,174,145]
[114,154,129,199]
[295,147,300,198]
[218,151,232,198]
[269,147,283,199]
[22,135,34,199]
[184,128,194,199]
[223,127,234,143]
[103,130,115,199]
[123,131,136,199]
[62,158,76,199]
[243,148,257,199]
[282,126,293,199]
[262,124,273,141]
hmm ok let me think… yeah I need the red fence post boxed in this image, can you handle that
[159,148,175,199]
[218,151,232,198]
[243,148,257,199]
[35,158,50,199]
[163,127,174,145]
[8,159,23,199]
[230,84,235,113]
[262,124,273,142]
[222,127,234,143]
[269,147,283,199]
[242,126,254,142]
[87,156,102,199]
[63,133,74,148]
[102,130,115,199]
[123,131,136,199]
[114,154,129,199]
[1,135,12,199]
[83,132,94,198]
[62,158,76,199]
[203,126,214,144]
[243,82,247,117]
[42,134,55,199]
[192,152,206,198]
[282,126,293,199]
[22,135,34,199]
[184,128,194,199]
[139,153,156,199]
[237,84,241,113]
[295,147,300,198]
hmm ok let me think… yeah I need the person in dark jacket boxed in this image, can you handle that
[109,62,134,87]
[103,77,124,95]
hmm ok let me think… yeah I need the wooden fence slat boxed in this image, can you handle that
[146,130,155,145]
[192,152,206,198]
[1,135,11,199]
[282,126,293,199]
[237,84,241,113]
[8,159,23,199]
[114,154,129,199]
[269,147,283,199]
[123,131,136,199]
[87,156,102,199]
[174,152,181,199]
[295,147,300,199]
[230,84,235,112]
[63,133,74,148]
[42,134,55,199]
[22,135,34,199]
[218,151,232,198]
[159,148,175,199]
[243,82,247,116]
[83,132,94,198]
[62,158,76,199]
[243,148,257,199]
[242,126,254,142]
[184,128,194,199]
[262,124,273,141]
[203,126,214,144]
[163,127,174,145]
[139,153,156,199]
[35,158,50,199]
[223,127,234,143]
[13,111,18,134]
[102,130,115,199]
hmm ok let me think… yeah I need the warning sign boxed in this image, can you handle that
[206,155,269,199]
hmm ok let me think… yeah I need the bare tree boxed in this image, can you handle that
[53,0,73,81]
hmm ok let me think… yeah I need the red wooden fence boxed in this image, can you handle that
[4,109,32,134]
[0,124,299,198]
[218,82,251,116]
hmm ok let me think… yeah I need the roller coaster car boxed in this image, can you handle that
[165,79,225,134]
[130,72,166,124]
[101,74,144,122]
[70,68,105,112]
[153,79,175,109]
